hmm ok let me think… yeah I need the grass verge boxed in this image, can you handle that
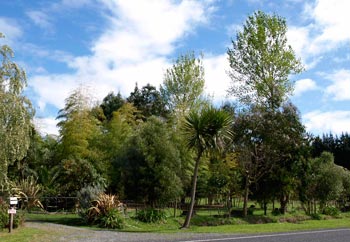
[1,210,349,241]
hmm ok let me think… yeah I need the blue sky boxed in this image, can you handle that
[0,0,349,136]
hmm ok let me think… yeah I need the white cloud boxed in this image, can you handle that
[29,0,215,134]
[294,78,317,96]
[287,0,350,69]
[34,117,59,136]
[30,74,79,111]
[304,110,350,135]
[0,18,22,42]
[311,0,350,44]
[324,69,350,101]
[26,10,53,31]
[203,54,232,103]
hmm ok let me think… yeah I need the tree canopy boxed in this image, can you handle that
[0,33,34,191]
[227,11,303,110]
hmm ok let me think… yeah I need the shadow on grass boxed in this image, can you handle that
[26,213,87,227]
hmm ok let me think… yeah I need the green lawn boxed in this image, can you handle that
[1,209,349,241]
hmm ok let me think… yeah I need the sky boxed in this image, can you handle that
[0,0,349,136]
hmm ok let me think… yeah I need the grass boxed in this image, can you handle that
[0,227,59,242]
[26,213,86,226]
[1,207,349,241]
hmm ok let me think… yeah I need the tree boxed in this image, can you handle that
[227,11,303,110]
[161,52,205,117]
[100,92,125,121]
[115,116,184,206]
[298,152,346,213]
[181,107,232,228]
[227,11,305,215]
[56,86,105,195]
[102,103,142,190]
[127,83,168,119]
[0,33,34,191]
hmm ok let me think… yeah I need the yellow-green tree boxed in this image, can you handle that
[57,86,104,195]
[0,33,34,191]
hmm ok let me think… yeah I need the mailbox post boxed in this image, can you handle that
[8,197,18,233]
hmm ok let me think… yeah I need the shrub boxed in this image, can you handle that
[85,193,125,228]
[0,198,8,229]
[77,185,105,219]
[247,205,255,215]
[0,198,25,229]
[311,213,322,220]
[322,206,340,216]
[13,176,44,211]
[100,208,125,229]
[272,208,281,216]
[136,208,166,223]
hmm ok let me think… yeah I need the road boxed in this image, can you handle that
[177,229,350,242]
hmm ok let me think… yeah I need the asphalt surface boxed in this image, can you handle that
[177,229,350,242]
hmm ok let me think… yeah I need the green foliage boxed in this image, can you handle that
[0,198,8,229]
[127,83,168,118]
[271,208,282,216]
[60,158,105,196]
[56,86,106,195]
[227,11,303,109]
[77,185,105,210]
[100,91,125,121]
[116,116,184,205]
[182,106,233,153]
[311,133,350,170]
[136,208,167,223]
[310,213,322,220]
[100,208,125,229]
[322,206,340,217]
[0,198,24,229]
[182,106,233,228]
[161,52,205,117]
[87,193,121,220]
[13,176,43,211]
[0,33,34,190]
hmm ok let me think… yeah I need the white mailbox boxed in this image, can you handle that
[9,197,18,205]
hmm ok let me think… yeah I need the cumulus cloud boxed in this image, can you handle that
[294,78,317,96]
[28,0,216,135]
[0,18,22,43]
[303,110,350,135]
[203,54,233,102]
[34,117,60,136]
[324,69,350,101]
[287,0,350,69]
[26,10,53,31]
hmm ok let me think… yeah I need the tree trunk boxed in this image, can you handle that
[181,150,202,229]
[242,175,250,217]
[279,193,289,214]
[263,200,267,216]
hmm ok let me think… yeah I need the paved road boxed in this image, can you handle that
[177,229,350,242]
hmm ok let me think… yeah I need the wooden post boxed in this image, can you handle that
[9,212,13,233]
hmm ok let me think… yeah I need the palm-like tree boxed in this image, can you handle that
[181,106,233,228]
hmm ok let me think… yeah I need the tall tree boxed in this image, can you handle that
[115,116,183,206]
[100,92,125,121]
[227,11,303,110]
[161,52,205,117]
[181,107,232,228]
[227,11,304,214]
[127,83,168,118]
[0,33,34,191]
[56,86,105,195]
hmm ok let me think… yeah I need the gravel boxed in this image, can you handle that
[25,222,226,242]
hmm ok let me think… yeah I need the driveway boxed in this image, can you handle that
[26,222,350,242]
